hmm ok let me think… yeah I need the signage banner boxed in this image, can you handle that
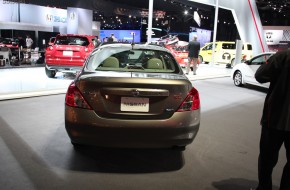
[264,30,283,45]
[20,4,67,27]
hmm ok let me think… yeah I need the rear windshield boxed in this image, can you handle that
[55,36,89,46]
[86,47,180,73]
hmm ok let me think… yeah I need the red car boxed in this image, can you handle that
[165,44,189,68]
[45,34,97,78]
[0,38,19,49]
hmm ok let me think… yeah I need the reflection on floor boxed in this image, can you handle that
[0,67,74,100]
[0,64,232,100]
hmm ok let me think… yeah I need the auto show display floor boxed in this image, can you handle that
[0,77,284,190]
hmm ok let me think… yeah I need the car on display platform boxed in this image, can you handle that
[154,35,189,68]
[0,38,19,49]
[45,34,97,78]
[199,41,253,66]
[231,52,275,88]
[65,43,200,150]
[165,41,189,68]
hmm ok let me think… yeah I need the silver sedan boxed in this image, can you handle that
[65,43,200,149]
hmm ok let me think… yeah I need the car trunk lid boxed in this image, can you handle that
[76,72,191,119]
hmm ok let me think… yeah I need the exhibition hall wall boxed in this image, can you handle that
[0,1,67,33]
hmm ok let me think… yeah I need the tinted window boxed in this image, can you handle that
[203,44,216,50]
[242,44,252,50]
[222,43,236,49]
[86,47,179,73]
[250,54,272,65]
[55,36,89,46]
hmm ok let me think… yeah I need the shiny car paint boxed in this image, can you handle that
[231,52,275,88]
[65,43,200,149]
[165,44,188,67]
[45,34,96,75]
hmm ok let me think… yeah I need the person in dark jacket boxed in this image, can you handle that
[253,49,290,190]
[186,36,200,75]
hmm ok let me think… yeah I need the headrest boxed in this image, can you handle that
[103,57,119,68]
[146,58,163,69]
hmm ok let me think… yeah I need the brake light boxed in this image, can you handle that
[177,88,200,112]
[65,82,92,109]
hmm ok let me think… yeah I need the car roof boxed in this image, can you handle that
[56,34,96,38]
[249,51,275,58]
[96,42,171,52]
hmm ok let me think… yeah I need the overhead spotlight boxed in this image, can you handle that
[129,15,132,18]
[184,10,188,15]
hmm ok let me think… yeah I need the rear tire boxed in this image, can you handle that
[45,67,56,78]
[233,71,243,87]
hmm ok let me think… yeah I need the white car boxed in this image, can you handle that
[231,52,275,88]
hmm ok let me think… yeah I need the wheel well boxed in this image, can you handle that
[233,70,240,79]
[233,70,244,84]
[198,55,203,63]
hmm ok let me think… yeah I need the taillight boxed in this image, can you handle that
[65,82,92,109]
[177,88,200,112]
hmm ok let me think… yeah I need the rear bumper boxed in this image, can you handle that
[46,64,83,72]
[65,106,200,148]
[45,57,85,71]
